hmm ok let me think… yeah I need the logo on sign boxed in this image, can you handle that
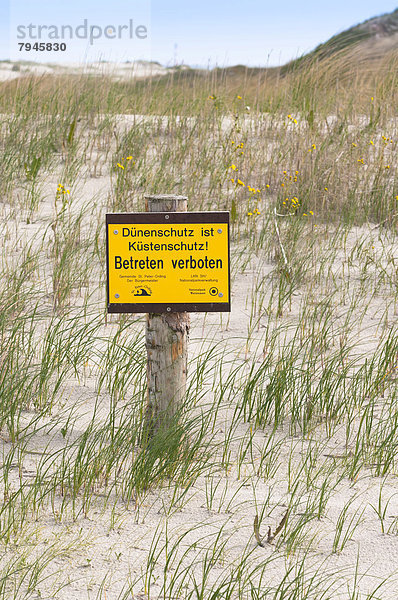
[133,286,152,297]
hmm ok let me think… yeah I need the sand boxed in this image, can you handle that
[0,60,186,82]
[0,110,398,599]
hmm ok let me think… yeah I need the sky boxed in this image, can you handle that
[1,0,398,67]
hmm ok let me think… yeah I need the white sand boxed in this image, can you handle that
[0,112,398,599]
[0,60,187,81]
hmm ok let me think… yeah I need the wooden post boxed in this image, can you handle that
[144,195,190,438]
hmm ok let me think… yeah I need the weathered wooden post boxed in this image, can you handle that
[144,195,190,436]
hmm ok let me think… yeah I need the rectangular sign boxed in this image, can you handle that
[106,212,230,313]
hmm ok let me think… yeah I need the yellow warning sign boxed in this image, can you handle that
[106,213,230,313]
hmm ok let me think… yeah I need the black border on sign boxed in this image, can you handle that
[106,212,230,313]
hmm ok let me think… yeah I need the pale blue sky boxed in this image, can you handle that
[1,0,398,67]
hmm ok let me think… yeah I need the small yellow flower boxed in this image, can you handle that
[309,210,314,216]
[266,184,270,188]
[324,187,328,191]
[352,143,358,147]
[229,164,237,171]
[237,179,245,186]
[237,95,242,100]
[126,156,133,160]
[385,165,390,169]
[247,212,253,216]
[369,141,374,146]
[117,163,125,169]
[303,213,308,216]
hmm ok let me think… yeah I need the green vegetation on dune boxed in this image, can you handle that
[282,8,398,73]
